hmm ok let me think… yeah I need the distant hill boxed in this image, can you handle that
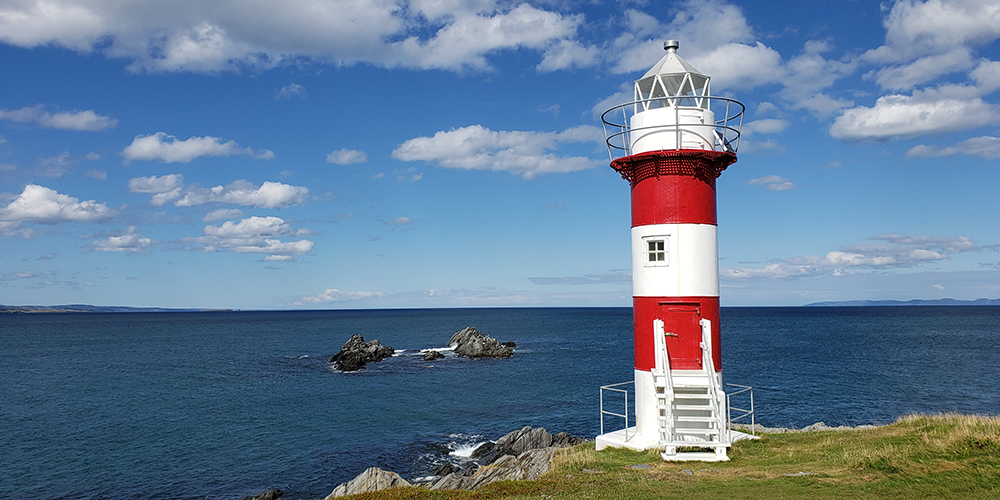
[0,304,213,314]
[806,298,1000,307]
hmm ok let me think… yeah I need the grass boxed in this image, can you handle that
[336,414,1000,500]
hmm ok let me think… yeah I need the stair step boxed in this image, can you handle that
[675,416,719,423]
[673,404,712,410]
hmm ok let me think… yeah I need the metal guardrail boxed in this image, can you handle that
[725,383,755,436]
[600,380,755,440]
[599,381,635,441]
[601,96,745,161]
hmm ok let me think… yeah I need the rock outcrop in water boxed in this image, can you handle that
[422,350,445,361]
[449,327,514,359]
[329,334,394,371]
[325,467,410,498]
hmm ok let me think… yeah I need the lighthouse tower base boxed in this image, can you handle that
[596,319,733,461]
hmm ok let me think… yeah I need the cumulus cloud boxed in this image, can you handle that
[830,93,998,141]
[0,0,583,73]
[129,174,184,206]
[296,288,386,304]
[121,132,274,164]
[91,226,154,253]
[747,175,795,191]
[326,148,368,165]
[84,169,107,179]
[275,83,306,99]
[723,234,982,280]
[905,135,1000,159]
[863,0,1000,65]
[203,208,243,221]
[536,39,599,72]
[0,184,116,224]
[181,215,314,261]
[175,180,308,208]
[0,105,117,131]
[393,124,602,179]
[129,175,306,209]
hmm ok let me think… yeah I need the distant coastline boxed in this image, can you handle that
[805,298,1000,307]
[0,304,217,314]
[4,299,1000,313]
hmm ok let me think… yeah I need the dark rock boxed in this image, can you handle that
[239,490,283,500]
[448,327,513,359]
[430,448,555,491]
[430,462,455,476]
[479,426,551,464]
[551,431,585,447]
[325,467,410,498]
[330,334,394,371]
[422,350,445,361]
[501,341,516,348]
[470,441,495,459]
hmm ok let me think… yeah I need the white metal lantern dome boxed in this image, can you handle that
[601,40,744,160]
[634,40,711,109]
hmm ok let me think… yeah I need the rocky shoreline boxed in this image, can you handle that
[324,426,584,498]
[239,420,886,500]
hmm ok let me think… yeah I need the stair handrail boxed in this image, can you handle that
[699,318,728,445]
[653,319,674,445]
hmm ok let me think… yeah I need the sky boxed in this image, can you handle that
[0,0,999,309]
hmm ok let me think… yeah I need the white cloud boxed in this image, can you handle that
[830,93,998,141]
[275,83,306,99]
[129,174,184,206]
[91,226,154,253]
[536,39,599,72]
[868,48,974,90]
[906,135,1000,159]
[0,184,116,224]
[297,288,385,304]
[385,216,411,226]
[0,105,117,131]
[182,215,314,261]
[121,132,273,164]
[203,208,243,222]
[744,119,790,135]
[84,169,106,179]
[863,0,1000,65]
[723,233,981,280]
[175,180,308,208]
[203,216,309,238]
[747,175,795,191]
[326,148,368,165]
[392,124,603,179]
[0,0,583,73]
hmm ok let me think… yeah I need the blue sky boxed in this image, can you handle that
[0,0,998,309]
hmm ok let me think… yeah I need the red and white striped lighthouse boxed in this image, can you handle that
[596,40,744,461]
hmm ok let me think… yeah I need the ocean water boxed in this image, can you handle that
[2,306,999,499]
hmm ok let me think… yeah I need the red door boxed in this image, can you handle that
[659,302,703,370]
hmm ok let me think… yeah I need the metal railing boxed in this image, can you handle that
[725,383,755,436]
[599,380,755,441]
[601,96,745,161]
[599,381,635,441]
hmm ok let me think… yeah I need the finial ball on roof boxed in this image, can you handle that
[664,40,679,52]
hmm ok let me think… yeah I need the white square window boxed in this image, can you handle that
[643,236,668,267]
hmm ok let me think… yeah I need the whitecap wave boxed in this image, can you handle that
[449,440,489,458]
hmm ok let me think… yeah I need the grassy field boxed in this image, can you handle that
[337,414,1000,499]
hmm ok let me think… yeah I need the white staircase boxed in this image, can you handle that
[652,318,730,461]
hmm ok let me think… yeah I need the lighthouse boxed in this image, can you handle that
[596,40,745,461]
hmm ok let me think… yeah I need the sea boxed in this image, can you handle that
[3,306,999,499]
